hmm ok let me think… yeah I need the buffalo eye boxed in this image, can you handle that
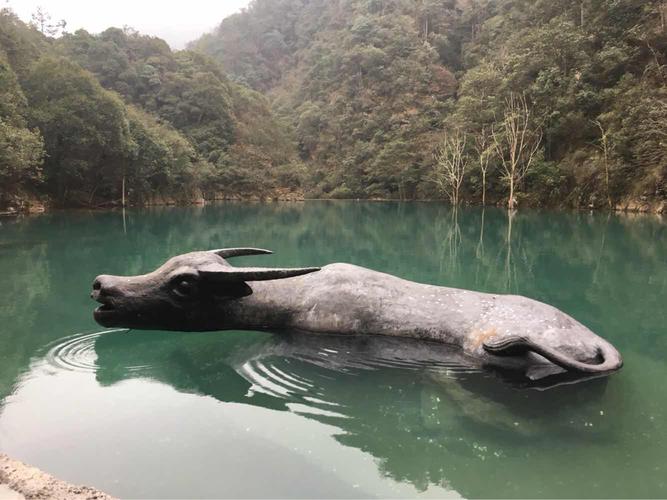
[172,276,198,298]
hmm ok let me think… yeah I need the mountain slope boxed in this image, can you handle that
[0,9,301,209]
[193,0,667,207]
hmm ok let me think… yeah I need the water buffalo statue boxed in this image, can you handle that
[91,248,623,380]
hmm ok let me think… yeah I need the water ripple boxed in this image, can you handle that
[43,329,128,373]
[236,337,484,412]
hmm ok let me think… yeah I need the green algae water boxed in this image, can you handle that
[0,202,665,499]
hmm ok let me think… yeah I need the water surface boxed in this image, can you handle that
[0,202,665,498]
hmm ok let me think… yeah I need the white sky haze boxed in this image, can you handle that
[7,0,252,48]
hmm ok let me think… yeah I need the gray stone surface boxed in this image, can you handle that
[92,248,623,380]
[0,455,113,500]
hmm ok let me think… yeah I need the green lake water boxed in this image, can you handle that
[0,201,665,498]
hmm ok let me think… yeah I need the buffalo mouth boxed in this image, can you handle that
[92,297,164,329]
[93,299,127,326]
[94,302,116,314]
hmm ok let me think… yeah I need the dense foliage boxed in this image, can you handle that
[193,0,667,207]
[0,9,300,208]
[2,1,666,209]
[0,50,44,201]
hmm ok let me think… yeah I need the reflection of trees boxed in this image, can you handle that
[1,202,666,496]
[1,203,666,407]
[434,206,462,275]
[475,208,486,259]
[591,212,610,286]
[503,210,516,292]
[0,230,50,400]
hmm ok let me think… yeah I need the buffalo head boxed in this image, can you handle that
[91,248,319,331]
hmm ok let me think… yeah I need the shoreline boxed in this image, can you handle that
[1,196,664,217]
[0,454,113,500]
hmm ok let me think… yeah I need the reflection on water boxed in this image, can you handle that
[89,327,615,425]
[0,202,666,498]
[43,330,124,373]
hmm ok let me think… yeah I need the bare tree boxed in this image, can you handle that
[30,7,66,36]
[473,125,493,205]
[492,94,542,210]
[30,6,49,33]
[432,129,469,205]
[592,119,613,209]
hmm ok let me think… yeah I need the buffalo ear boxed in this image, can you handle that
[208,281,253,300]
[199,262,319,300]
[199,263,320,282]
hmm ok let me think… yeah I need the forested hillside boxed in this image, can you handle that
[0,9,300,210]
[193,0,667,208]
[3,2,667,211]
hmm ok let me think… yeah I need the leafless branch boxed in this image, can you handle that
[432,129,469,205]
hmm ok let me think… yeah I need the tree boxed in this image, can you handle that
[3,0,667,208]
[0,52,44,200]
[0,8,50,77]
[192,0,457,200]
[30,7,66,36]
[0,120,44,200]
[592,119,613,208]
[60,30,238,168]
[473,125,493,205]
[631,96,667,199]
[492,94,542,210]
[124,105,204,204]
[432,129,469,205]
[22,57,133,205]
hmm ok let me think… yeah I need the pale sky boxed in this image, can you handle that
[7,0,252,49]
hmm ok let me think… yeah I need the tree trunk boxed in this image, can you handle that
[88,182,99,206]
[121,175,126,208]
[481,170,486,206]
[594,120,613,209]
[605,162,611,209]
[508,177,515,210]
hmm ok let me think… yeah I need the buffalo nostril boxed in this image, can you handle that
[93,275,123,298]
